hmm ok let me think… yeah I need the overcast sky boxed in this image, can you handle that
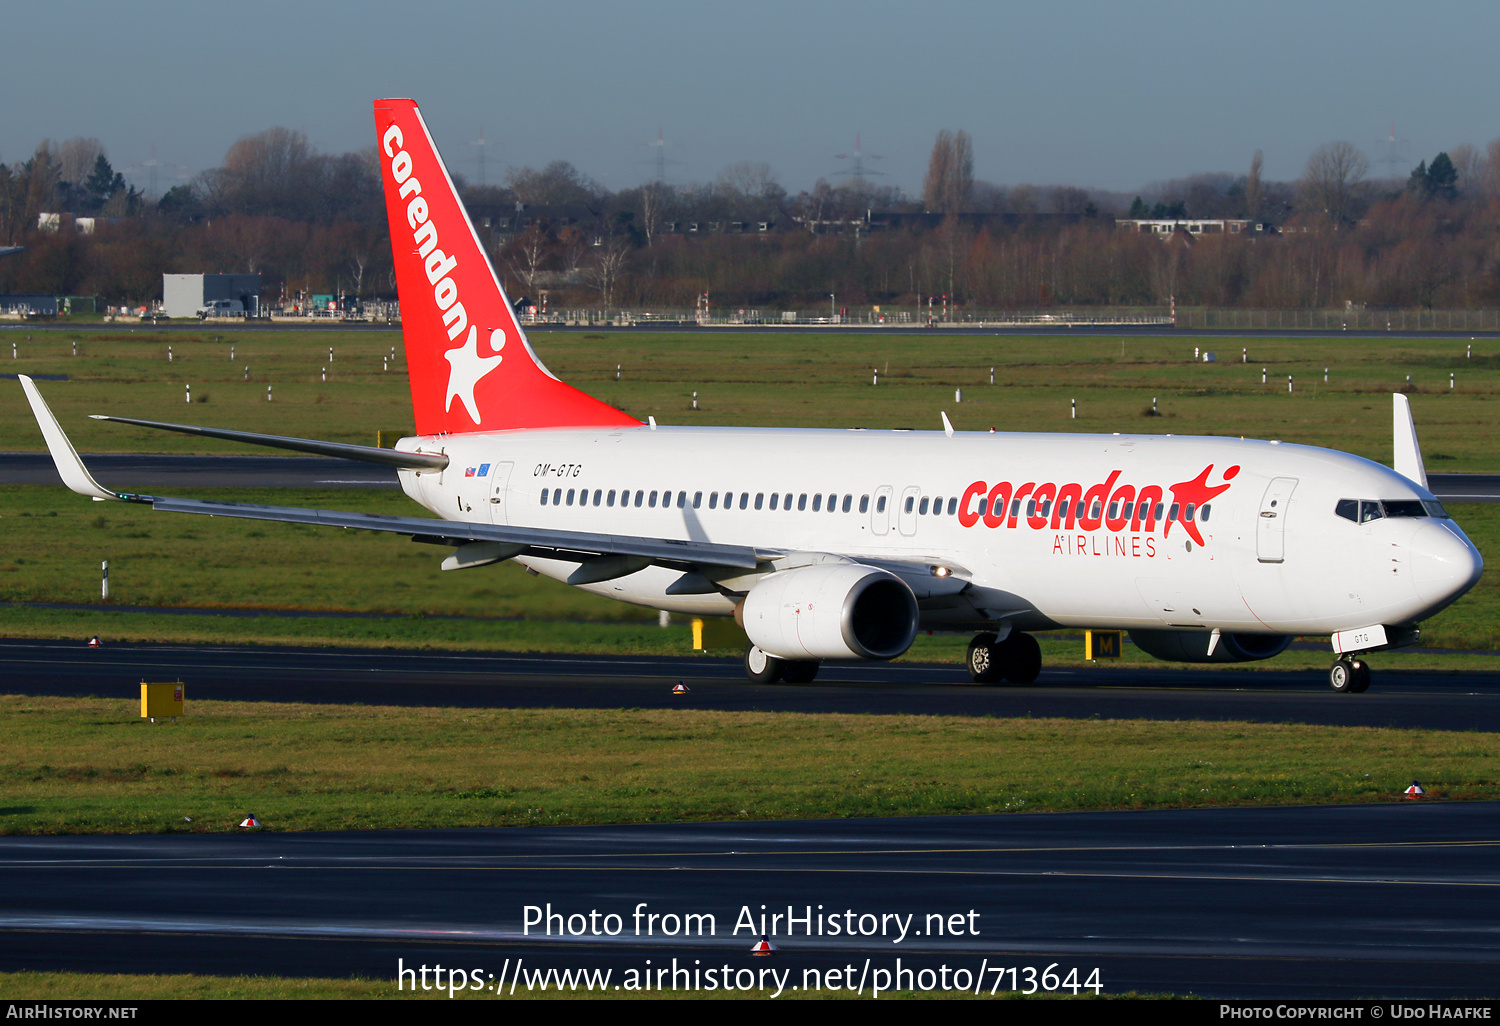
[3,0,1496,197]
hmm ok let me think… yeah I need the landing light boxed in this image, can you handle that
[931,565,952,578]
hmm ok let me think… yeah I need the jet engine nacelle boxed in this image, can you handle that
[741,564,919,661]
[1128,629,1292,664]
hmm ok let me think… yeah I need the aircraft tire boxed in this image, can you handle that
[744,643,785,684]
[966,633,1003,683]
[1330,657,1372,693]
[1329,659,1354,692]
[1350,660,1371,692]
[781,660,820,684]
[997,632,1043,684]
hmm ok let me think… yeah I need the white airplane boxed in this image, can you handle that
[19,98,1485,693]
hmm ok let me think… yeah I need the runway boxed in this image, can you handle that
[2,802,1497,998]
[4,639,1500,731]
[1,451,1496,501]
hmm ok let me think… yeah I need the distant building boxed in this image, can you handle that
[1115,218,1257,238]
[36,213,96,234]
[0,294,59,316]
[162,273,261,318]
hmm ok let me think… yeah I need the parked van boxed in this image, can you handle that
[198,299,244,318]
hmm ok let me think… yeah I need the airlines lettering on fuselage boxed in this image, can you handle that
[957,462,1238,554]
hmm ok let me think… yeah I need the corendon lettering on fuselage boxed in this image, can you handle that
[957,463,1238,558]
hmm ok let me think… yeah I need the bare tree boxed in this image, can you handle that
[716,160,780,202]
[1246,150,1264,222]
[1006,183,1039,215]
[586,237,631,309]
[505,226,548,300]
[1300,142,1369,224]
[1050,186,1090,215]
[922,130,973,213]
[1484,139,1500,200]
[1449,143,1486,197]
[639,182,663,246]
[505,161,602,206]
[57,137,104,189]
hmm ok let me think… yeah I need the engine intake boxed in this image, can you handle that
[1128,629,1292,664]
[742,564,919,661]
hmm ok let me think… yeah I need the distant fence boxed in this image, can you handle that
[534,307,1173,328]
[174,302,1500,331]
[527,306,1500,330]
[1173,308,1500,332]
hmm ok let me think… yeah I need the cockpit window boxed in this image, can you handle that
[1335,499,1358,522]
[1423,500,1450,518]
[1359,500,1384,524]
[1382,500,1428,518]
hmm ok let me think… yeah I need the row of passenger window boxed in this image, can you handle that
[541,487,875,512]
[969,495,1211,524]
[1334,498,1449,524]
[536,485,1211,526]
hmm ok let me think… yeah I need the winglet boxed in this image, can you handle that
[940,411,955,438]
[1393,393,1429,490]
[17,375,131,501]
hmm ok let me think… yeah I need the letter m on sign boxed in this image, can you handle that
[1086,630,1122,660]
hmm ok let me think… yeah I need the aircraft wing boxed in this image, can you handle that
[20,374,773,575]
[149,494,769,570]
[20,374,968,587]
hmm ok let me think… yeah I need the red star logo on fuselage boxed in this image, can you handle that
[1164,464,1238,545]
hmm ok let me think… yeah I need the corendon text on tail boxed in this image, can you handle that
[17,97,1485,697]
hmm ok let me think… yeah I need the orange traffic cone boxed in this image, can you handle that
[672,682,689,695]
[1404,781,1425,799]
[750,935,776,956]
[239,814,261,828]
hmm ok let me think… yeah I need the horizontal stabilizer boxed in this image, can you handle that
[89,415,449,471]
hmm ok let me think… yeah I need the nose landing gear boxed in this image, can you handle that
[966,632,1043,684]
[1329,657,1371,693]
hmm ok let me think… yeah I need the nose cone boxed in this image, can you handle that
[1410,521,1484,611]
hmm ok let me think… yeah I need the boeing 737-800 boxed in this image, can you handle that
[19,98,1485,692]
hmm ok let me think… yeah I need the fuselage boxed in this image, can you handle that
[396,425,1484,638]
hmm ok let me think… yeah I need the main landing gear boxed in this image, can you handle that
[1328,657,1371,693]
[966,632,1043,684]
[744,643,820,684]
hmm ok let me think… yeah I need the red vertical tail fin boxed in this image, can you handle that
[373,99,638,435]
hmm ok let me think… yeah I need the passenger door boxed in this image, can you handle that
[870,485,893,536]
[487,462,515,525]
[898,485,921,537]
[1256,477,1297,563]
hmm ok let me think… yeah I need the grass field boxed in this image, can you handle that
[3,328,1499,467]
[2,327,1497,653]
[1,695,1495,835]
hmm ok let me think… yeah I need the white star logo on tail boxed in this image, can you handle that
[444,328,505,424]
